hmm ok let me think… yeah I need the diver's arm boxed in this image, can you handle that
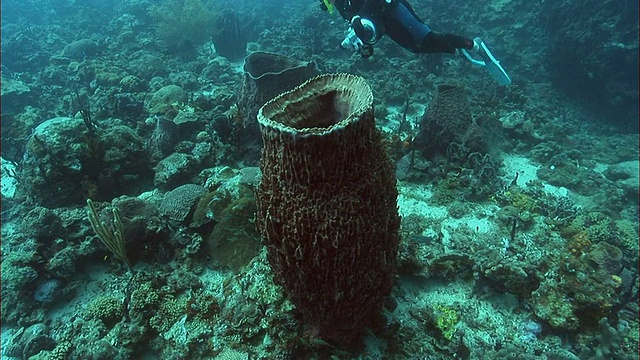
[352,0,393,43]
[358,0,385,19]
[323,0,358,21]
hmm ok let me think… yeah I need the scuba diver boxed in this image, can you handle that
[319,0,511,86]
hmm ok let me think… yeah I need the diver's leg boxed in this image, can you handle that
[419,32,475,54]
[383,1,431,52]
[384,1,474,54]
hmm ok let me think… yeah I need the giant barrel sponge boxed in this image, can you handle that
[255,73,400,344]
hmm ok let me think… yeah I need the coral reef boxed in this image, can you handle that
[0,0,637,359]
[413,84,502,200]
[148,0,218,49]
[20,116,153,207]
[206,190,261,272]
[415,84,483,158]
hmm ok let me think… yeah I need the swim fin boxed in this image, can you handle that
[461,37,512,86]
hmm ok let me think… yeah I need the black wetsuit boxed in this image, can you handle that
[329,0,474,54]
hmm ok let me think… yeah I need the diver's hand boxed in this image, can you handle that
[350,16,379,45]
[340,27,364,51]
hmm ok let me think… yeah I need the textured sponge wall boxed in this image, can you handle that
[255,74,400,343]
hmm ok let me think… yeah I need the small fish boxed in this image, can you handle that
[407,234,433,244]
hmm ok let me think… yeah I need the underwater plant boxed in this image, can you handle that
[86,199,131,269]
